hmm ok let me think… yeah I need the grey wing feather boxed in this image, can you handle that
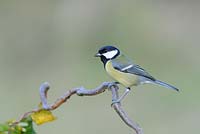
[112,54,156,81]
[125,64,155,81]
[112,54,179,91]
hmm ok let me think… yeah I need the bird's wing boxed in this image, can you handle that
[111,54,156,81]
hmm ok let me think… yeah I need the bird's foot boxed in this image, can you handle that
[114,81,120,85]
[108,82,119,90]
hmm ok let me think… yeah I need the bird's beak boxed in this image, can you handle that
[94,53,101,57]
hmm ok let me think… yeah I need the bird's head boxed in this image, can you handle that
[95,45,120,65]
[95,45,120,60]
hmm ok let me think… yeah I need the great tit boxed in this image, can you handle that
[95,45,179,103]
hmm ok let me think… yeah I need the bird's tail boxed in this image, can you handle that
[153,80,179,92]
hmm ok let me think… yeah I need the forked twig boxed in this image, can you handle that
[17,82,143,134]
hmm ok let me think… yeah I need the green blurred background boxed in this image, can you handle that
[0,0,199,134]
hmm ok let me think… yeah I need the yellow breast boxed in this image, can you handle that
[105,60,139,87]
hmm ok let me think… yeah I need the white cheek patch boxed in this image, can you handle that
[102,50,118,59]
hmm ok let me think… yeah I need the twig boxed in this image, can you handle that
[110,85,143,134]
[40,82,111,110]
[39,82,50,109]
[17,82,143,134]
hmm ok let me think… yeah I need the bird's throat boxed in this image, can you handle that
[100,56,109,67]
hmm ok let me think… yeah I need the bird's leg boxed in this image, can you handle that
[112,87,130,105]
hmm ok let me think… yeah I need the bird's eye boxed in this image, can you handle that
[103,49,107,53]
[100,49,107,53]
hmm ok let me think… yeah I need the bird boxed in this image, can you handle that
[95,45,179,104]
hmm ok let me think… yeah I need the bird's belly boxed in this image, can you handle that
[105,61,139,87]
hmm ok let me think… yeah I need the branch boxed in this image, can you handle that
[18,82,143,134]
[110,85,143,134]
[40,82,110,110]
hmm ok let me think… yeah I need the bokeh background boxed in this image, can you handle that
[0,0,199,134]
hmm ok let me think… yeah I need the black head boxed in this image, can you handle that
[95,45,120,65]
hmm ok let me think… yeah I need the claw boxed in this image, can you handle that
[108,82,118,89]
[114,81,120,85]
